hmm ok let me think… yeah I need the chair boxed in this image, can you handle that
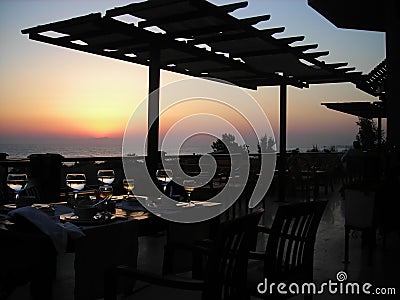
[247,200,327,299]
[104,208,264,300]
[162,188,262,277]
[24,185,41,201]
[0,217,57,300]
[161,218,219,276]
[286,167,317,200]
[343,188,377,264]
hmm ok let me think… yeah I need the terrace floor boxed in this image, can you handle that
[7,181,400,300]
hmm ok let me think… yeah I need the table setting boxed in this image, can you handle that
[1,170,148,234]
[1,171,164,300]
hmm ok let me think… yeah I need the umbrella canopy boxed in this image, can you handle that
[322,101,386,119]
[308,0,385,32]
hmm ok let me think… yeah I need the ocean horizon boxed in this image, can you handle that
[0,139,350,159]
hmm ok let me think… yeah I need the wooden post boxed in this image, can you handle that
[384,0,400,178]
[385,1,400,152]
[278,84,287,202]
[147,45,161,183]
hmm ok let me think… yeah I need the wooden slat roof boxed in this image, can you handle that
[356,59,387,99]
[22,0,364,90]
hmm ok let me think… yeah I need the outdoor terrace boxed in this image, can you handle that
[1,152,399,299]
[5,175,400,300]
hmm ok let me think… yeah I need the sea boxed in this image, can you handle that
[0,140,124,159]
[0,139,215,159]
[1,140,349,160]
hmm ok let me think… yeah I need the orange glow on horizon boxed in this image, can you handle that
[159,99,259,140]
[0,0,386,151]
[0,56,383,148]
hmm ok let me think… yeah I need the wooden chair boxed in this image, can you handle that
[161,189,262,278]
[247,200,327,299]
[0,217,57,300]
[24,185,41,201]
[104,208,264,300]
[343,188,377,264]
[161,218,219,277]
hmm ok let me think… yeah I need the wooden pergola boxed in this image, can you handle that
[22,0,368,201]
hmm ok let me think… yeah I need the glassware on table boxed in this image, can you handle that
[98,185,113,200]
[156,169,173,192]
[97,169,115,186]
[183,179,196,207]
[122,178,135,198]
[98,185,113,213]
[66,173,86,201]
[7,173,28,201]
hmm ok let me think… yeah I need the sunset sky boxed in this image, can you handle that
[0,0,385,153]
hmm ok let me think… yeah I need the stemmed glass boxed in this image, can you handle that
[97,170,115,210]
[122,178,135,198]
[97,170,115,186]
[66,173,86,201]
[98,185,113,214]
[99,185,113,200]
[7,173,28,202]
[156,169,173,192]
[183,179,196,207]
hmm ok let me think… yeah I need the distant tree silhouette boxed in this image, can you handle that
[356,117,384,150]
[211,133,246,154]
[307,145,320,152]
[257,134,276,153]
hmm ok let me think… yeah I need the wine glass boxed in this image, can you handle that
[66,173,86,201]
[156,169,173,192]
[183,179,196,207]
[98,185,113,213]
[7,173,28,201]
[98,185,113,200]
[122,178,135,198]
[97,170,115,186]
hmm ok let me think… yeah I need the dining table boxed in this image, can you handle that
[0,195,166,300]
[0,187,238,300]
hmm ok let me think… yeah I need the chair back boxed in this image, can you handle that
[163,218,219,275]
[263,201,327,282]
[344,189,375,228]
[24,185,41,202]
[204,208,263,300]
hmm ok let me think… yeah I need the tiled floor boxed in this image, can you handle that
[7,182,400,299]
[302,186,400,299]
